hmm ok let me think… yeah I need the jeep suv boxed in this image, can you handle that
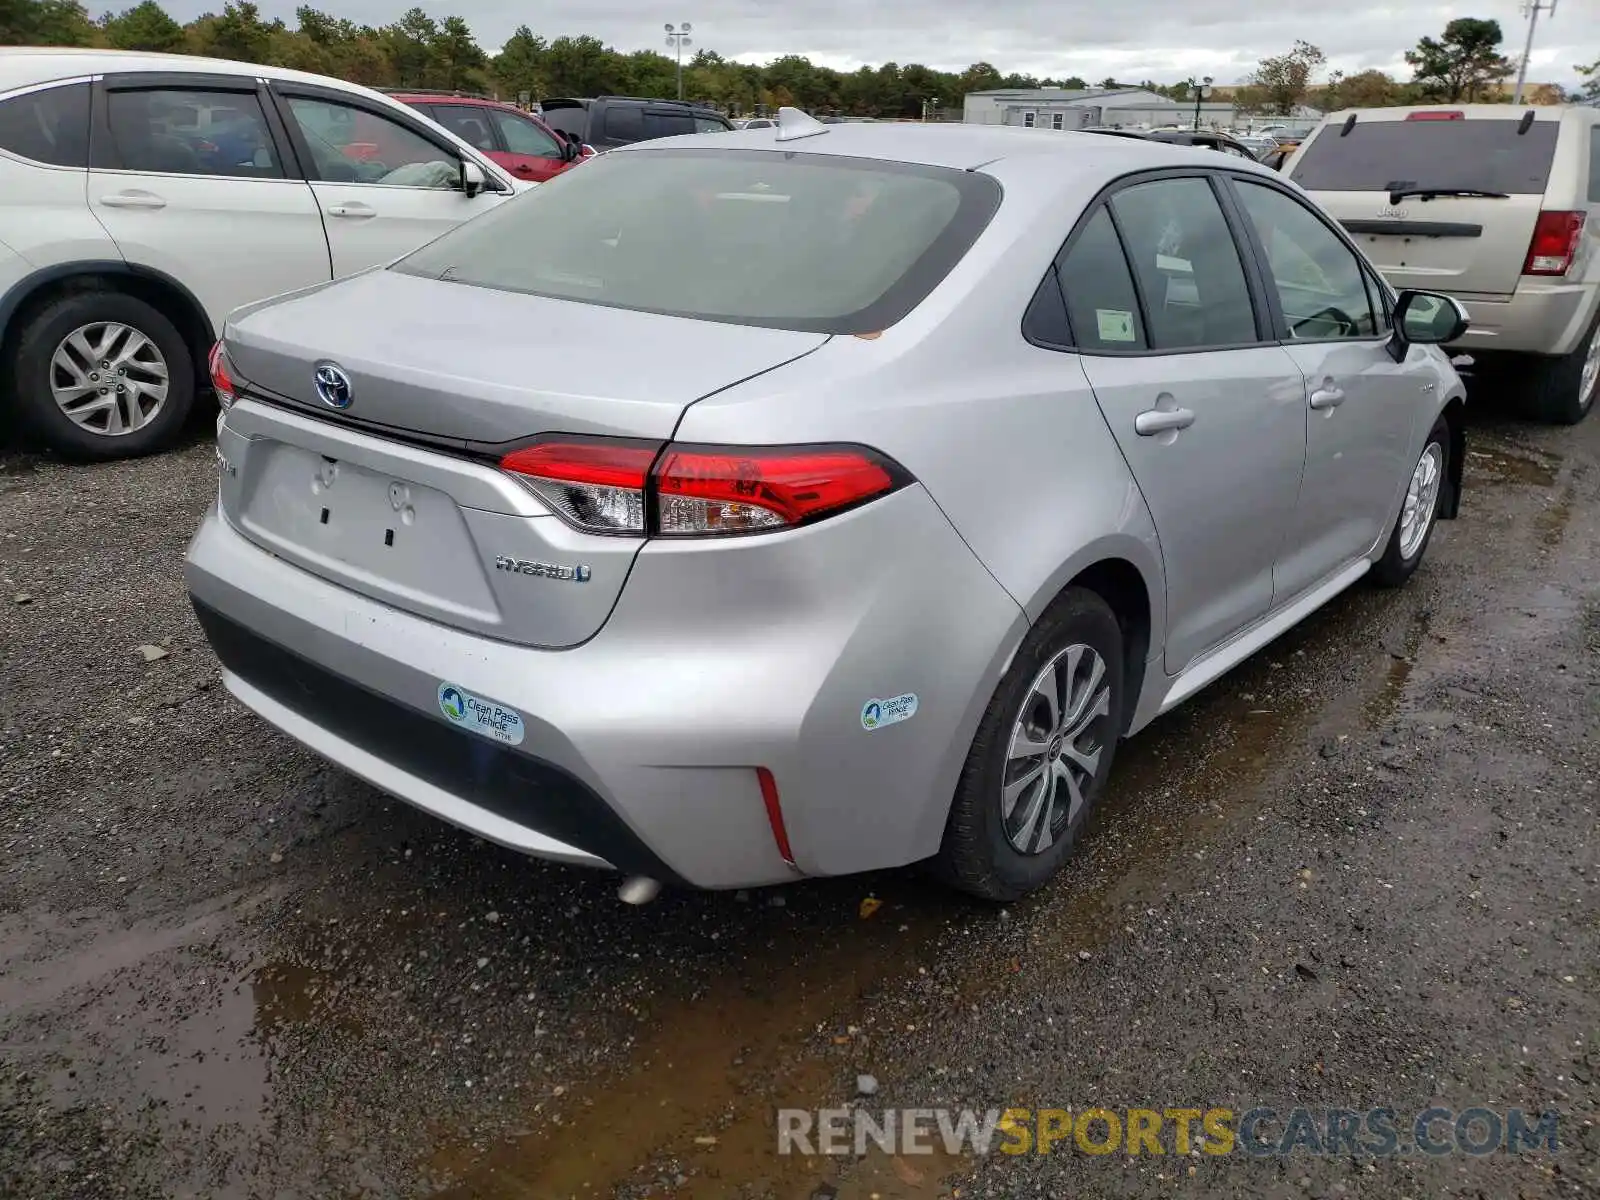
[1289,104,1600,424]
[385,91,585,183]
[538,96,732,150]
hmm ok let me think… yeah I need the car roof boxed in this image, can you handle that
[615,120,1259,175]
[388,91,520,110]
[0,46,408,104]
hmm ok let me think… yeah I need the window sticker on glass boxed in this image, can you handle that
[1097,308,1138,342]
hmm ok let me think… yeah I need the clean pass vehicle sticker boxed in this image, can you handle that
[1096,309,1137,342]
[438,682,526,746]
[862,693,918,731]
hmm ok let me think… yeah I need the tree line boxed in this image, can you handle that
[3,0,1597,116]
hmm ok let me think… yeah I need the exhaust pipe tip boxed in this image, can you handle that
[618,876,661,905]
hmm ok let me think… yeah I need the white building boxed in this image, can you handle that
[962,86,1239,131]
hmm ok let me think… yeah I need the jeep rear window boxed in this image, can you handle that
[1291,118,1559,194]
[393,147,1002,335]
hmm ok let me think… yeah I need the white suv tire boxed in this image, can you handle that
[10,290,196,460]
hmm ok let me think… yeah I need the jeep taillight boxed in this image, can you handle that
[498,438,910,537]
[1523,210,1585,276]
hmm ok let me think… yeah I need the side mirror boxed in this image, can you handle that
[1388,290,1470,361]
[459,158,486,198]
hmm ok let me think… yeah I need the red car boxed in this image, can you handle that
[385,91,587,183]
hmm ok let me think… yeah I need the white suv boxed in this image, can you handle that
[0,48,521,459]
[1288,104,1600,425]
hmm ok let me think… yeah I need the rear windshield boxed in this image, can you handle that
[393,147,1001,334]
[1291,118,1559,194]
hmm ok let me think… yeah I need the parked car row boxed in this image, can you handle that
[187,106,1475,901]
[0,54,743,459]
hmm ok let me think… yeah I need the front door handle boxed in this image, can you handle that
[1134,407,1196,436]
[326,202,376,219]
[1309,386,1346,410]
[97,191,166,210]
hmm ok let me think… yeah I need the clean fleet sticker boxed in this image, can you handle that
[438,682,526,746]
[861,693,918,731]
[1096,309,1137,342]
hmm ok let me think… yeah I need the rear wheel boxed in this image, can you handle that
[10,290,194,460]
[935,588,1124,901]
[1520,315,1600,426]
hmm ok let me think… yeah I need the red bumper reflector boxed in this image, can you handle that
[756,767,796,867]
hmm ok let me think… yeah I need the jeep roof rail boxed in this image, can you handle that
[595,94,701,107]
[376,87,500,101]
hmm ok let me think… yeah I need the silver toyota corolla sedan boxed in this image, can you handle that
[187,109,1470,901]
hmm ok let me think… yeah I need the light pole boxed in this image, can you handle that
[1513,0,1556,105]
[664,22,692,101]
[1192,75,1213,130]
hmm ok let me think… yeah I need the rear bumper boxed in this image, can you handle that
[184,486,1025,889]
[1449,281,1598,358]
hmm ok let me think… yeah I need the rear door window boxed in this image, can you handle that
[643,110,695,139]
[0,81,90,167]
[602,105,644,142]
[428,104,496,152]
[1291,118,1559,195]
[1055,207,1146,352]
[106,86,282,178]
[1108,176,1259,350]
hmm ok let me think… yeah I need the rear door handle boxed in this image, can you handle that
[1134,407,1196,436]
[1309,386,1346,410]
[326,202,376,219]
[97,191,166,210]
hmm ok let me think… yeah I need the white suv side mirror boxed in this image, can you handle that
[459,158,486,198]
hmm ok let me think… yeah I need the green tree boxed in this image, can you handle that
[1320,67,1401,110]
[542,34,624,96]
[1405,18,1513,102]
[493,25,547,99]
[1246,40,1326,115]
[1575,59,1600,103]
[381,7,439,87]
[2,0,96,44]
[434,15,487,91]
[194,1,279,63]
[102,0,185,51]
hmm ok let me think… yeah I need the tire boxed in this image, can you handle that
[10,290,195,460]
[1520,314,1600,426]
[1370,415,1450,589]
[935,587,1125,901]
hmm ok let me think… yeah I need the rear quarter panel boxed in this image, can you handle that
[673,152,1167,655]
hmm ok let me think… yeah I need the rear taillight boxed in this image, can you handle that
[208,341,236,410]
[499,440,656,534]
[1523,210,1585,276]
[1405,110,1464,120]
[499,437,909,537]
[654,445,899,535]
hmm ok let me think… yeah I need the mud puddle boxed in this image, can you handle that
[424,591,1426,1198]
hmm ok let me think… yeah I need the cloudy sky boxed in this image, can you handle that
[164,0,1600,86]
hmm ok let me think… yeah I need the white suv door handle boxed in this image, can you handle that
[1134,407,1196,436]
[1309,386,1346,410]
[98,191,166,210]
[326,202,376,219]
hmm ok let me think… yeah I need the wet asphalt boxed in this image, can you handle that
[1,390,1596,1200]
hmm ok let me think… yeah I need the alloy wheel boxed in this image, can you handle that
[1399,441,1444,562]
[49,322,170,437]
[1000,643,1113,855]
[1579,327,1600,414]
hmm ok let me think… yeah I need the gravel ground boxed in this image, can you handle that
[1,398,1596,1200]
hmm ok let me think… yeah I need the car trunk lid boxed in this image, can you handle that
[1288,112,1560,297]
[225,270,830,443]
[217,271,829,648]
